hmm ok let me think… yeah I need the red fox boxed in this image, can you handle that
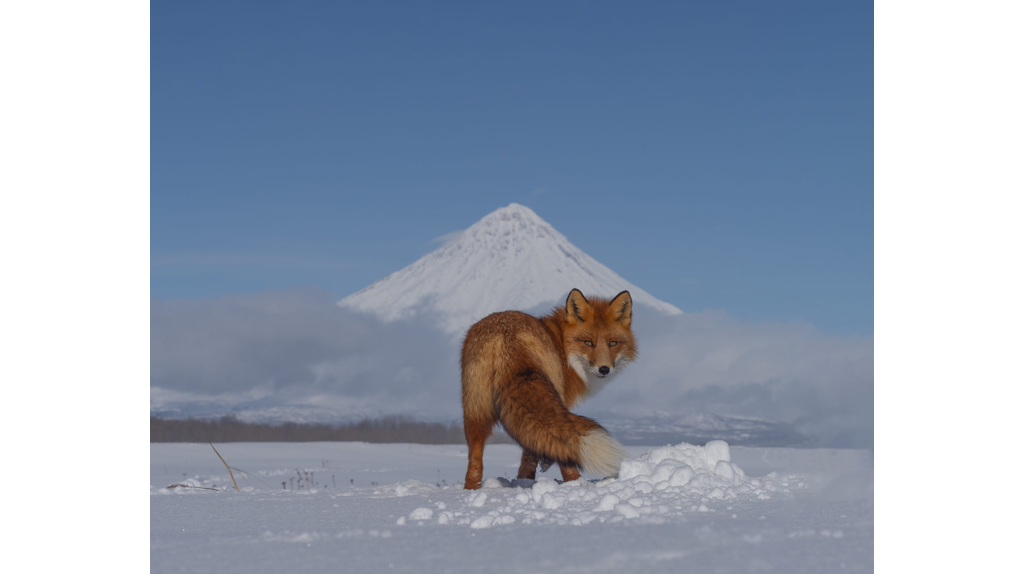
[460,289,636,489]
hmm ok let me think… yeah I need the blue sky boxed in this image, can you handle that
[152,1,872,335]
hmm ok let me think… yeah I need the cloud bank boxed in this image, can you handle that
[577,306,873,448]
[152,289,872,447]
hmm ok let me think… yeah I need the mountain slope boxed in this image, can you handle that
[339,203,681,332]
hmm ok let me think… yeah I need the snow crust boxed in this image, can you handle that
[338,203,682,332]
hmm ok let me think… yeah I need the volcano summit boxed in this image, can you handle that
[339,203,681,333]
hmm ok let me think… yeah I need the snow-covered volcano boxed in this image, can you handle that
[339,203,681,333]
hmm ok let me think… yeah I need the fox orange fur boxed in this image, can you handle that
[460,289,636,489]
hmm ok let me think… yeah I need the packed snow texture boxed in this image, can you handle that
[338,203,682,332]
[151,441,872,573]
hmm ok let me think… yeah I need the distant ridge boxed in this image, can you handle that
[339,203,681,332]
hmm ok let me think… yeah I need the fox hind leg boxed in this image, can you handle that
[463,416,494,490]
[517,449,574,482]
[559,464,581,482]
[517,449,540,480]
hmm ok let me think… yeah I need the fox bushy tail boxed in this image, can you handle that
[494,369,626,477]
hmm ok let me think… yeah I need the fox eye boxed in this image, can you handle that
[584,340,594,347]
[608,341,617,347]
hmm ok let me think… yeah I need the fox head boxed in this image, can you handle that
[561,289,637,393]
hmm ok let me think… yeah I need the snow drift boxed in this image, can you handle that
[386,440,801,529]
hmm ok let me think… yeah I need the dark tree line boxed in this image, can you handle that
[150,415,513,444]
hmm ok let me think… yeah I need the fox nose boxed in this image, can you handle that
[599,366,610,375]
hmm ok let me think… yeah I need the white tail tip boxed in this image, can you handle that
[579,430,627,477]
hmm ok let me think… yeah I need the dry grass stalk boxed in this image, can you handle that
[229,466,273,488]
[209,443,239,491]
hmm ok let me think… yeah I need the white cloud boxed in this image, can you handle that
[429,230,465,246]
[151,289,873,446]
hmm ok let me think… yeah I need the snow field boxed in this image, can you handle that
[390,440,804,530]
[151,442,871,573]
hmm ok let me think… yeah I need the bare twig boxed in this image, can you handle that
[166,484,221,491]
[209,443,239,491]
[230,466,273,488]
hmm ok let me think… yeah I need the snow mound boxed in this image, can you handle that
[392,441,804,528]
[617,439,737,484]
[387,480,436,498]
[339,203,681,333]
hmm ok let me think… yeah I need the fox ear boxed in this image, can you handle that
[565,289,592,324]
[607,291,632,327]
